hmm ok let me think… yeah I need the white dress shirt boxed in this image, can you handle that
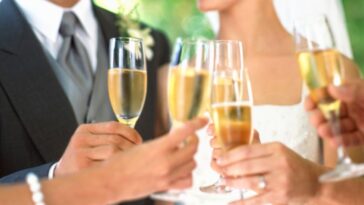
[14,0,101,178]
[15,0,99,71]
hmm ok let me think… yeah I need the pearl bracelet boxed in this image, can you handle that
[26,173,46,205]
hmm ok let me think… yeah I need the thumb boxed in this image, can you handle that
[163,117,208,148]
[252,130,260,144]
[329,82,363,103]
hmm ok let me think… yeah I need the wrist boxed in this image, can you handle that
[306,165,332,205]
[94,163,128,204]
[43,167,116,205]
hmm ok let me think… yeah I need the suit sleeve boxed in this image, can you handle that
[0,163,53,184]
[152,30,171,67]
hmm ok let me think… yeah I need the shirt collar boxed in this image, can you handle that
[71,0,97,40]
[15,0,97,43]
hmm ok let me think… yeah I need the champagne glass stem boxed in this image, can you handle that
[319,109,356,182]
[199,176,231,193]
[328,110,352,164]
[239,190,245,200]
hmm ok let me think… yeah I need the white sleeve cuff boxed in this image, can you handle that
[48,162,58,179]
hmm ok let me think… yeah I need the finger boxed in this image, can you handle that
[86,144,120,160]
[169,161,196,183]
[86,134,135,150]
[79,122,143,144]
[329,84,357,103]
[317,118,357,139]
[162,117,208,149]
[309,109,326,128]
[168,174,193,190]
[224,174,271,192]
[211,159,223,173]
[252,130,260,144]
[341,131,364,147]
[339,103,348,117]
[212,148,223,160]
[229,192,273,205]
[222,156,273,177]
[168,138,198,169]
[210,137,221,148]
[217,143,274,166]
[207,123,215,136]
[304,95,316,111]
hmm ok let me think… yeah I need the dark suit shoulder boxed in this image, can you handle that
[148,27,170,67]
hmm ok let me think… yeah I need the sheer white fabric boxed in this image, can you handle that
[180,1,350,204]
[184,88,319,205]
[274,0,352,58]
[253,89,320,163]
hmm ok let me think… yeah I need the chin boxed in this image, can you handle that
[197,0,215,12]
[197,0,237,12]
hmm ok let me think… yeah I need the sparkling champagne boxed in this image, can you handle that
[168,67,211,124]
[108,68,147,127]
[212,102,252,151]
[212,76,242,104]
[297,49,343,118]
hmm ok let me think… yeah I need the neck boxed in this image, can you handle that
[49,0,79,8]
[219,0,292,56]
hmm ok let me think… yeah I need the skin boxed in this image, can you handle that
[46,0,141,177]
[47,0,170,177]
[49,0,79,8]
[0,118,207,205]
[55,122,142,176]
[198,0,362,204]
[305,81,364,147]
[305,81,364,164]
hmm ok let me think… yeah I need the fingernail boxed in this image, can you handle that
[216,158,223,165]
[220,178,226,184]
[331,84,351,94]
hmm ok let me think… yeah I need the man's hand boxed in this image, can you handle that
[55,122,142,177]
[305,80,364,147]
[100,117,208,202]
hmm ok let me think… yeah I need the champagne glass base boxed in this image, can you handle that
[151,191,186,202]
[320,163,364,182]
[199,183,232,194]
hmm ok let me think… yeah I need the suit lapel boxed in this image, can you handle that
[93,4,119,50]
[0,0,78,161]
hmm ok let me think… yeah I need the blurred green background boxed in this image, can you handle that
[343,0,364,72]
[96,0,364,72]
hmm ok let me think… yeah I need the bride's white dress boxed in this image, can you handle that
[182,89,319,205]
[180,1,351,204]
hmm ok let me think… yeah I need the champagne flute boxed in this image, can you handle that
[151,39,213,202]
[200,40,254,196]
[294,15,364,182]
[108,37,147,128]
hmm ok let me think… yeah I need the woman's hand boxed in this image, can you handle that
[216,142,324,205]
[208,122,260,173]
[305,81,364,147]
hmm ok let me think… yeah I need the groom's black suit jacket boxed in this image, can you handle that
[0,0,169,203]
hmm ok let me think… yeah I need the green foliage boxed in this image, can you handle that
[343,0,364,72]
[96,0,364,73]
[95,0,215,47]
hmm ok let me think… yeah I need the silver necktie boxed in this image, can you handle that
[57,12,93,122]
